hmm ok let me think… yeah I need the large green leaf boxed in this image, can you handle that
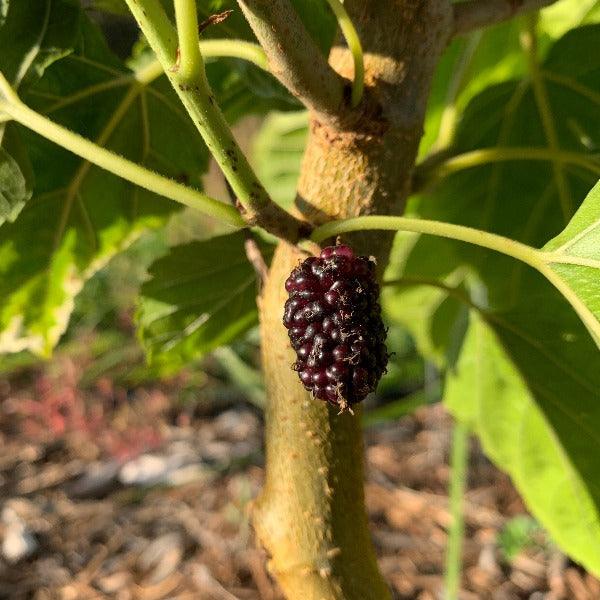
[542,180,600,345]
[136,232,272,373]
[445,314,600,575]
[420,0,600,156]
[0,5,212,355]
[387,24,600,356]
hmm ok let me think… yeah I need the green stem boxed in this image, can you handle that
[125,0,178,66]
[125,0,306,242]
[444,420,469,600]
[0,85,244,228]
[198,39,268,70]
[173,0,204,82]
[325,0,364,107]
[0,73,20,103]
[312,215,541,267]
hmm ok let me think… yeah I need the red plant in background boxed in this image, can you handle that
[3,359,164,461]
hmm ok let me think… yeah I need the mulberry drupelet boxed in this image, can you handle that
[283,244,388,411]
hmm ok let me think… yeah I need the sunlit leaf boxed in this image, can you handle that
[542,180,600,345]
[446,314,600,575]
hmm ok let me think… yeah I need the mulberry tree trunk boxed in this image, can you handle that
[255,2,453,598]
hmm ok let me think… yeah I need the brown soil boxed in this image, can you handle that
[0,360,598,600]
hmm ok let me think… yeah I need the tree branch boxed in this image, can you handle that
[124,0,309,242]
[236,0,346,118]
[452,0,560,37]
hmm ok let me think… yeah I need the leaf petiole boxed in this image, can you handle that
[0,75,244,228]
[312,215,600,347]
[325,0,364,107]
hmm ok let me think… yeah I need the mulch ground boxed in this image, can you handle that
[0,359,598,600]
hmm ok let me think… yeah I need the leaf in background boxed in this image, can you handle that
[136,232,273,374]
[0,7,212,355]
[0,1,8,26]
[89,0,130,16]
[445,314,600,575]
[0,124,34,224]
[421,0,600,156]
[542,179,600,345]
[383,232,469,368]
[0,0,81,90]
[386,24,600,360]
[253,110,308,209]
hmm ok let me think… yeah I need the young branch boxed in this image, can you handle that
[236,0,346,118]
[125,0,308,242]
[452,0,560,36]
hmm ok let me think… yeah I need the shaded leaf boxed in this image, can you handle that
[0,124,33,224]
[136,232,273,374]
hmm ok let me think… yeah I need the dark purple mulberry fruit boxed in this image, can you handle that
[283,244,388,411]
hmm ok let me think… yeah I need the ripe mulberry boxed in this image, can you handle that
[283,244,388,411]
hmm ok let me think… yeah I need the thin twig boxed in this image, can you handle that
[452,0,560,37]
[224,180,268,285]
[236,0,346,118]
[198,10,233,34]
